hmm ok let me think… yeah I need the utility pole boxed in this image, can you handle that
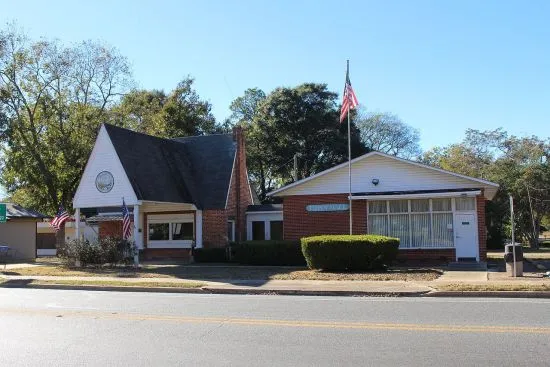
[510,195,516,278]
[525,184,538,249]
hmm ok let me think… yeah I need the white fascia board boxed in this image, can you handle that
[268,151,499,197]
[351,190,482,200]
[225,152,237,209]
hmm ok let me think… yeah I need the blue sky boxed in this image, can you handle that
[1,0,549,196]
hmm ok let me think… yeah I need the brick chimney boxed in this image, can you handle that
[231,125,251,242]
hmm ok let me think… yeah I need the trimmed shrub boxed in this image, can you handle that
[301,235,399,271]
[231,240,305,266]
[193,248,228,263]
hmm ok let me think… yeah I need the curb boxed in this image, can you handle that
[0,281,429,297]
[425,290,550,298]
[201,287,430,297]
[4,282,550,298]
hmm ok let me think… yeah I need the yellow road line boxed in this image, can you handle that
[1,308,549,334]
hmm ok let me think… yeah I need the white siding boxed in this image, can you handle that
[73,125,138,208]
[279,154,486,196]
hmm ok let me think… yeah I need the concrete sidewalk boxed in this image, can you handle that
[0,274,432,296]
[2,270,549,297]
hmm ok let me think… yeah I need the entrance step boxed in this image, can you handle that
[448,261,487,271]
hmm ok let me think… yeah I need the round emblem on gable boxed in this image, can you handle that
[95,171,114,193]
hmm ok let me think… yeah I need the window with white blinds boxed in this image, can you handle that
[368,197,467,249]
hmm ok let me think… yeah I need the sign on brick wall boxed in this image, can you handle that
[305,203,349,213]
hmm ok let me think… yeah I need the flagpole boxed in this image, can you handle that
[347,60,353,235]
[348,107,353,234]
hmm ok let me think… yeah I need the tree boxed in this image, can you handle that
[230,83,367,201]
[487,137,550,249]
[355,112,421,158]
[163,77,218,136]
[110,77,219,138]
[229,87,266,125]
[110,89,167,136]
[0,25,133,214]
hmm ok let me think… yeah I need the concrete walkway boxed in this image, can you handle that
[2,270,549,297]
[0,274,433,295]
[435,271,488,282]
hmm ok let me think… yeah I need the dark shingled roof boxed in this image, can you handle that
[2,203,48,219]
[103,124,236,210]
[247,204,283,212]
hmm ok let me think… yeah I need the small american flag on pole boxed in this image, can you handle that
[122,198,132,240]
[50,205,70,232]
[340,62,359,123]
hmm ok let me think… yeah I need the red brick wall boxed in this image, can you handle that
[143,249,191,260]
[225,126,254,242]
[397,249,456,263]
[99,221,124,238]
[202,209,228,248]
[477,194,487,262]
[283,194,367,240]
[281,194,467,264]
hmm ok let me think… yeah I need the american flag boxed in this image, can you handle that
[50,205,70,232]
[122,198,132,240]
[340,62,359,123]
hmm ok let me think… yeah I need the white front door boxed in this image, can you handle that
[453,213,478,260]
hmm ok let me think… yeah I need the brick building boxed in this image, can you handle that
[73,124,256,260]
[268,151,499,264]
[73,124,499,264]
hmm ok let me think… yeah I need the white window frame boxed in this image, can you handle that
[367,198,464,250]
[246,212,283,241]
[147,213,194,248]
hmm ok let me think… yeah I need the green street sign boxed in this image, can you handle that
[0,203,6,223]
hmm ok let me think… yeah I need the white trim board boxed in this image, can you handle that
[352,190,482,200]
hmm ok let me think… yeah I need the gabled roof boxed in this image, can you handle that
[268,151,499,199]
[103,124,236,209]
[2,203,48,219]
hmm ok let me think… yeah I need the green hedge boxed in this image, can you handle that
[231,240,305,266]
[193,248,228,263]
[301,235,399,271]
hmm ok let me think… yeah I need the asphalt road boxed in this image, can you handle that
[1,289,550,366]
